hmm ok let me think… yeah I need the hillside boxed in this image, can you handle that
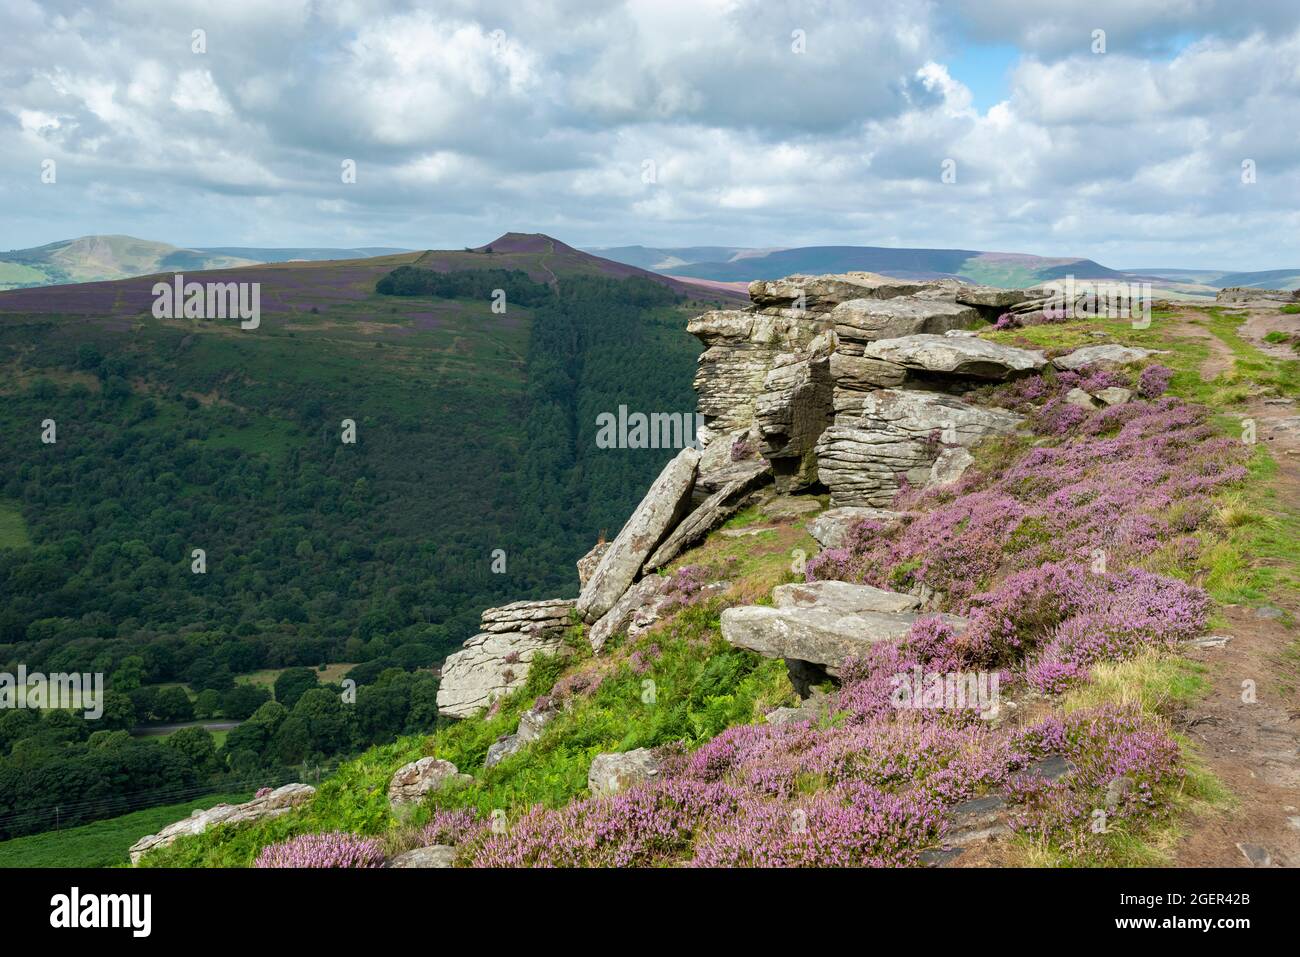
[120,268,1300,870]
[0,234,747,837]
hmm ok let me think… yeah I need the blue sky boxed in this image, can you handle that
[1,0,1298,270]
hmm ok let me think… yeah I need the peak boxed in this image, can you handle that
[476,232,575,254]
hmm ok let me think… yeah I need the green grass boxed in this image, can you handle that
[0,499,30,548]
[0,791,252,868]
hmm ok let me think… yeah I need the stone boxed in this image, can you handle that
[1052,344,1159,370]
[927,447,974,487]
[1216,287,1298,305]
[643,464,771,573]
[388,757,472,807]
[807,506,909,548]
[772,579,921,614]
[588,748,660,797]
[754,330,835,490]
[720,604,968,674]
[577,542,611,589]
[1103,776,1134,810]
[436,628,566,718]
[1092,386,1133,406]
[760,494,824,520]
[748,272,937,312]
[484,734,524,768]
[386,845,457,868]
[828,352,909,390]
[831,298,981,353]
[955,287,1033,309]
[1236,842,1272,867]
[1064,387,1100,410]
[575,447,700,622]
[589,575,670,652]
[484,706,556,768]
[1023,755,1073,782]
[1255,605,1285,620]
[1184,634,1232,649]
[694,455,771,498]
[129,783,316,863]
[479,598,575,634]
[861,334,1047,380]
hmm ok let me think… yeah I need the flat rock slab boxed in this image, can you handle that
[831,298,981,350]
[721,604,968,673]
[588,748,660,797]
[589,575,670,652]
[575,447,700,622]
[862,334,1047,380]
[749,273,939,312]
[480,598,575,634]
[436,629,565,718]
[1052,344,1159,370]
[772,579,921,614]
[386,844,457,868]
[760,494,824,520]
[807,506,909,548]
[643,464,770,573]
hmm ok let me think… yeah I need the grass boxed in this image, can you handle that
[0,791,252,868]
[236,663,360,691]
[0,499,30,548]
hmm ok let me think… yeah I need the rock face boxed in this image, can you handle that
[480,598,574,634]
[807,506,909,548]
[388,757,473,807]
[861,335,1047,380]
[1216,286,1299,305]
[720,604,967,676]
[588,748,660,797]
[1052,344,1159,370]
[643,465,771,573]
[831,299,982,354]
[575,447,700,622]
[748,272,939,313]
[928,447,974,487]
[816,389,1022,506]
[436,626,567,718]
[588,575,671,652]
[386,845,457,868]
[576,542,610,588]
[754,330,836,491]
[129,784,315,864]
[485,706,556,768]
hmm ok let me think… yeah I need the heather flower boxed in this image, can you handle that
[1137,364,1174,399]
[255,832,386,868]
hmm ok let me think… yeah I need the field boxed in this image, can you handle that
[0,791,252,868]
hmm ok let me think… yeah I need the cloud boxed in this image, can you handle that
[0,0,1295,268]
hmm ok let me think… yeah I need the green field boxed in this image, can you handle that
[0,790,251,867]
[0,500,30,548]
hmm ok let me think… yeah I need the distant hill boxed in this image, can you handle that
[0,235,414,291]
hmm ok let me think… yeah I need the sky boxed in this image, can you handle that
[2,0,1299,269]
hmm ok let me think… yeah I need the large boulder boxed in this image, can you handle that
[436,628,567,718]
[388,757,473,808]
[588,748,660,797]
[484,705,556,768]
[129,784,315,864]
[575,447,700,622]
[1052,344,1160,370]
[720,605,967,674]
[927,447,975,487]
[588,575,671,652]
[576,542,610,589]
[831,299,982,354]
[955,286,1034,309]
[772,579,921,614]
[807,506,909,548]
[861,335,1047,380]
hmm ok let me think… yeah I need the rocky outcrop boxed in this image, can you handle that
[576,542,610,589]
[753,330,835,491]
[575,447,700,622]
[807,506,909,548]
[436,626,568,718]
[748,272,940,313]
[588,748,660,797]
[388,757,473,807]
[129,783,315,864]
[1216,287,1299,305]
[1052,344,1159,370]
[386,845,457,868]
[771,579,921,614]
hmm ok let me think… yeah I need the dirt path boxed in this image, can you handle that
[1162,309,1300,867]
[1239,305,1300,362]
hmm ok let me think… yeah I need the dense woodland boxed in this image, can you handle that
[0,268,703,835]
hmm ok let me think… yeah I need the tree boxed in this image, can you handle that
[110,655,144,692]
[166,727,219,775]
[153,686,194,723]
[273,668,318,711]
[220,684,271,719]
